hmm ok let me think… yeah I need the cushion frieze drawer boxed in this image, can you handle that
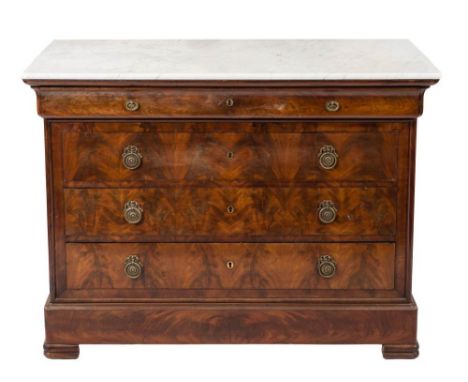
[61,121,399,186]
[36,87,423,118]
[64,187,396,241]
[63,242,396,300]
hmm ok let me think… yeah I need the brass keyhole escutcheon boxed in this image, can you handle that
[227,205,235,214]
[227,151,234,159]
[226,260,235,269]
[225,98,234,107]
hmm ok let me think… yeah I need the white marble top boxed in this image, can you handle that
[23,40,440,81]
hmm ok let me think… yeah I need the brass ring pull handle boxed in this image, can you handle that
[318,145,338,170]
[225,98,234,107]
[123,200,143,224]
[122,145,143,170]
[124,99,140,112]
[124,255,143,279]
[318,200,337,224]
[317,255,336,278]
[325,100,340,112]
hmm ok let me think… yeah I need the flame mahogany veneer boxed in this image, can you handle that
[26,78,437,359]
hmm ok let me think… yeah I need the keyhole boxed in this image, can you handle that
[226,260,234,269]
[227,205,235,214]
[227,151,234,160]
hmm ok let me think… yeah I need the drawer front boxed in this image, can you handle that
[64,187,396,241]
[62,121,398,185]
[38,87,421,118]
[65,243,395,294]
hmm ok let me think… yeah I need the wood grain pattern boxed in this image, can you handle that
[44,299,418,346]
[64,187,396,241]
[61,121,398,186]
[25,76,437,358]
[65,243,395,294]
[36,87,422,118]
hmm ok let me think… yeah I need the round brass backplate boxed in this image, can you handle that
[124,255,143,279]
[318,145,338,170]
[125,99,140,112]
[325,100,340,112]
[123,200,143,224]
[318,200,337,224]
[122,145,143,170]
[317,255,336,278]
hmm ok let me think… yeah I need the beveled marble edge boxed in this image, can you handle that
[23,40,441,81]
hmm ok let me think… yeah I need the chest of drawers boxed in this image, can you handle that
[24,40,439,359]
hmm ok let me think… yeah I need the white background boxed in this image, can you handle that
[0,0,466,380]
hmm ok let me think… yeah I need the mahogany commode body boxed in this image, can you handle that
[24,40,439,359]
